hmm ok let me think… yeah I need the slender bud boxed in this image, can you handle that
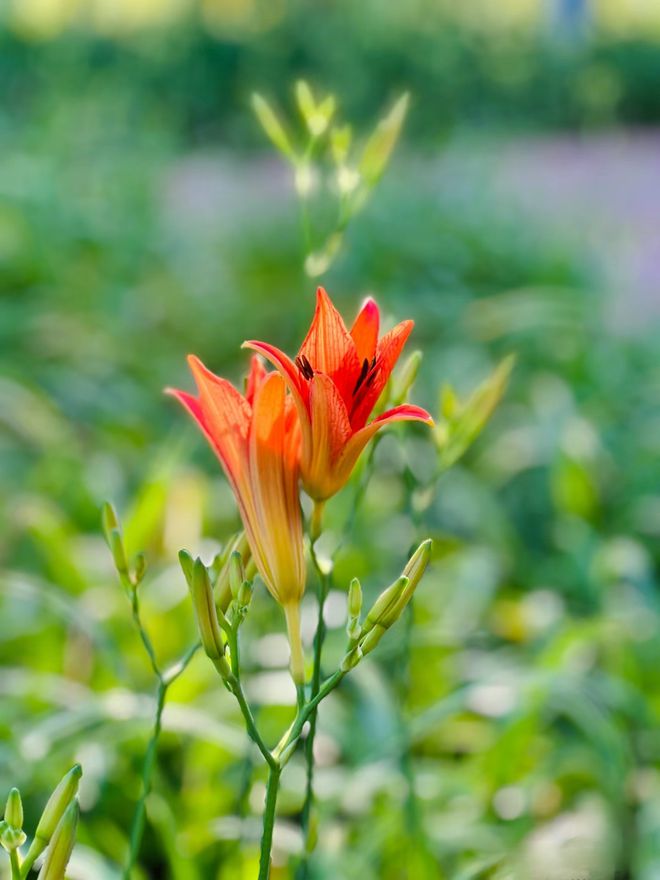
[229,551,245,600]
[359,625,386,657]
[101,502,120,543]
[0,788,26,852]
[33,765,82,848]
[348,578,362,619]
[36,800,79,880]
[216,533,252,612]
[380,540,433,628]
[133,552,146,584]
[238,580,253,609]
[4,788,22,829]
[178,549,194,587]
[190,559,226,663]
[391,350,423,405]
[340,645,362,672]
[363,576,408,635]
[251,93,295,160]
[108,528,129,577]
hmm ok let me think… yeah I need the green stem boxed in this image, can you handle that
[297,528,331,871]
[123,680,167,879]
[130,592,161,681]
[10,851,21,880]
[230,678,278,771]
[258,763,282,880]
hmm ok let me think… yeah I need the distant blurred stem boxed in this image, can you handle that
[123,679,166,880]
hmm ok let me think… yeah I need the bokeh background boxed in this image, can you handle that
[1,1,660,878]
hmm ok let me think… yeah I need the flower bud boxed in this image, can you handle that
[108,528,129,578]
[4,788,22,829]
[37,800,79,880]
[190,558,226,663]
[133,552,146,584]
[251,93,295,160]
[348,578,362,619]
[0,788,26,852]
[238,580,253,609]
[178,549,194,587]
[340,645,362,672]
[101,502,120,543]
[33,765,82,849]
[359,625,386,657]
[363,576,408,635]
[229,551,245,600]
[215,533,251,612]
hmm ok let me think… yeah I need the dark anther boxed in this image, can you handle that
[296,355,314,380]
[352,358,370,395]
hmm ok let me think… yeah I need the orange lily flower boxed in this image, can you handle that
[167,355,307,683]
[244,287,432,502]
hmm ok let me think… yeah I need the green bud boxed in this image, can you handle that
[402,539,433,588]
[391,350,423,406]
[348,578,362,619]
[101,502,120,543]
[252,93,295,160]
[363,576,408,634]
[190,559,226,663]
[4,788,22,829]
[238,580,253,609]
[216,533,251,612]
[36,800,79,880]
[178,549,194,587]
[33,765,82,848]
[229,551,245,600]
[360,625,386,656]
[133,552,146,584]
[330,124,352,164]
[108,528,129,578]
[0,788,26,852]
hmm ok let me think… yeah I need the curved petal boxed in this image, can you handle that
[245,355,268,406]
[302,373,352,500]
[334,403,433,492]
[248,373,305,604]
[350,297,380,362]
[350,319,414,429]
[299,287,360,402]
[243,340,308,407]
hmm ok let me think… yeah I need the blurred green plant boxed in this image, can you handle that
[252,83,408,277]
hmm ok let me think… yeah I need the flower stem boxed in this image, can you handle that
[10,850,21,880]
[258,763,281,880]
[123,679,167,879]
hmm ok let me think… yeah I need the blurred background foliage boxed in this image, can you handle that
[1,1,660,878]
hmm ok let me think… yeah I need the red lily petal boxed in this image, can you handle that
[301,373,352,499]
[243,340,308,407]
[245,355,268,406]
[350,297,380,362]
[299,287,360,402]
[350,319,414,429]
[248,373,305,599]
[186,355,251,488]
[334,403,433,491]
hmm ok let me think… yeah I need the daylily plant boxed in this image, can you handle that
[245,286,433,501]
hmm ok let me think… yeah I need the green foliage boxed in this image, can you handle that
[1,11,660,880]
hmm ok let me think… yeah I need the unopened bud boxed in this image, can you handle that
[101,502,120,543]
[229,551,245,600]
[391,350,423,405]
[252,93,295,160]
[33,765,82,848]
[0,788,26,852]
[178,549,194,587]
[37,800,79,880]
[238,580,253,609]
[216,533,252,612]
[402,539,433,588]
[359,626,386,656]
[133,552,146,584]
[348,579,362,619]
[108,528,129,578]
[190,559,226,663]
[4,788,22,829]
[340,645,362,672]
[363,576,408,634]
